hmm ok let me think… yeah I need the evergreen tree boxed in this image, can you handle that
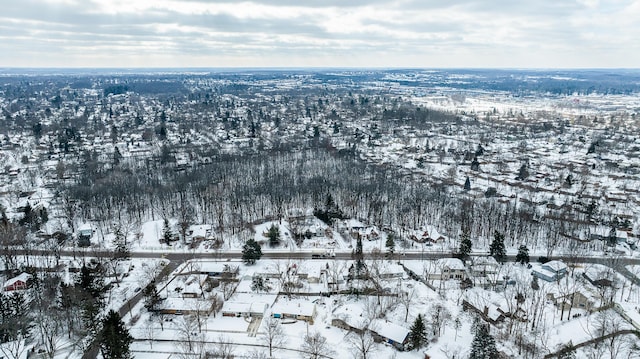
[77,264,104,299]
[242,238,263,265]
[489,231,506,263]
[557,341,576,359]
[113,226,130,261]
[143,281,161,312]
[516,163,529,180]
[267,224,281,247]
[531,275,540,291]
[161,219,173,245]
[469,322,498,359]
[385,234,395,259]
[353,235,364,276]
[564,174,573,188]
[464,176,471,190]
[407,313,428,350]
[458,232,472,260]
[99,310,133,359]
[515,245,529,265]
[113,146,122,166]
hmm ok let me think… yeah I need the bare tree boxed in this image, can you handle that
[246,349,269,359]
[346,329,377,359]
[210,335,235,359]
[143,318,156,349]
[38,313,63,359]
[326,260,347,292]
[429,303,451,338]
[176,314,200,354]
[0,335,28,359]
[210,293,223,318]
[301,331,335,359]
[398,287,415,322]
[261,316,286,358]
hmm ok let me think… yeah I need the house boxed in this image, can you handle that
[532,260,567,282]
[159,297,215,315]
[331,309,409,351]
[470,256,500,277]
[408,225,446,244]
[271,300,316,323]
[3,273,32,292]
[547,291,595,311]
[583,265,615,288]
[462,299,526,325]
[198,262,239,279]
[427,258,467,281]
[369,319,410,350]
[180,274,209,298]
[77,223,93,247]
[221,301,269,318]
[378,264,406,280]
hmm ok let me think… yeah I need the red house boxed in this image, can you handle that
[3,273,32,292]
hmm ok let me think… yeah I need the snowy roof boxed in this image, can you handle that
[198,261,237,274]
[378,263,406,276]
[3,273,32,288]
[332,303,368,329]
[222,301,269,315]
[190,225,213,239]
[233,293,278,307]
[473,256,499,266]
[543,260,567,272]
[370,319,410,343]
[162,297,211,312]
[583,264,615,282]
[437,258,465,270]
[344,219,366,228]
[271,300,315,317]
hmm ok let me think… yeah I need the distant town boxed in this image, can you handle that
[1,69,640,359]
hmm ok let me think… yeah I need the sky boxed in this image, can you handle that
[0,0,639,68]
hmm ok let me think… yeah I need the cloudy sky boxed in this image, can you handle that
[1,0,638,68]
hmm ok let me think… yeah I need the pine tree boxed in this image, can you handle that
[516,163,529,180]
[557,341,576,358]
[469,322,498,359]
[385,234,395,259]
[267,224,281,247]
[161,218,173,245]
[464,176,471,190]
[354,236,364,276]
[458,232,472,260]
[531,275,540,290]
[143,281,161,312]
[242,238,263,265]
[113,146,122,166]
[113,226,130,261]
[489,231,506,263]
[99,310,133,359]
[515,245,529,265]
[407,314,428,350]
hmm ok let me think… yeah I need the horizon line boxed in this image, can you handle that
[1,66,640,72]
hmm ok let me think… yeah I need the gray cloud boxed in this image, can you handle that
[0,0,637,67]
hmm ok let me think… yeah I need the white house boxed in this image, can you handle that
[271,300,316,323]
[427,258,467,281]
[532,260,567,282]
[369,319,410,350]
